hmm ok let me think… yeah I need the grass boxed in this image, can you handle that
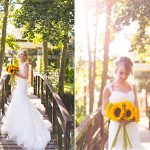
[64,82,74,95]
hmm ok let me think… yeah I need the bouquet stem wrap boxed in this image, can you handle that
[105,100,140,149]
[111,125,132,149]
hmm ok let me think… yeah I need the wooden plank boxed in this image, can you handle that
[0,140,58,149]
[0,139,57,144]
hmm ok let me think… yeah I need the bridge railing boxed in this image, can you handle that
[0,74,11,115]
[33,74,73,150]
[76,107,109,150]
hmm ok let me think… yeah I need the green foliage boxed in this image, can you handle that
[3,56,9,66]
[6,35,19,50]
[12,0,74,46]
[76,99,87,127]
[40,56,43,73]
[64,82,74,95]
[113,0,150,53]
[65,65,74,83]
[47,62,59,86]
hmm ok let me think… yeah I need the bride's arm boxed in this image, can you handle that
[102,86,111,116]
[15,63,29,79]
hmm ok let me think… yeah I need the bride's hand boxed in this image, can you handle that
[14,73,19,77]
[119,119,130,126]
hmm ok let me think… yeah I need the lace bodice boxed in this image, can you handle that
[106,83,135,104]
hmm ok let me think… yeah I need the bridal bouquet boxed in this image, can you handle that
[105,100,140,149]
[6,64,19,87]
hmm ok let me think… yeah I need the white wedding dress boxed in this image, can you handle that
[4,62,51,150]
[106,83,145,150]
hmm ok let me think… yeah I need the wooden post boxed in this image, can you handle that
[31,64,33,86]
[57,127,63,150]
[8,75,11,96]
[5,80,8,104]
[52,97,56,135]
[33,77,35,95]
[87,124,93,150]
[45,85,48,111]
[34,76,37,95]
[63,120,72,149]
[41,79,43,104]
[64,122,71,150]
[147,106,150,130]
[2,87,5,115]
[48,92,52,123]
[37,76,40,98]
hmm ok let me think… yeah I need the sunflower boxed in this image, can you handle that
[134,107,140,123]
[124,105,134,121]
[123,100,133,108]
[122,100,134,121]
[16,66,19,71]
[105,103,113,118]
[10,68,15,75]
[6,64,19,75]
[109,102,124,121]
[6,66,10,72]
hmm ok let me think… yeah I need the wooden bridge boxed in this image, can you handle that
[0,74,73,150]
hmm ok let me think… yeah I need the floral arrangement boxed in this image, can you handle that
[105,100,140,149]
[6,64,19,87]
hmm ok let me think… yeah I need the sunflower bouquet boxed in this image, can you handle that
[6,64,19,87]
[105,100,140,149]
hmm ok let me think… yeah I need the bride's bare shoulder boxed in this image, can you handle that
[23,62,29,70]
[24,62,29,66]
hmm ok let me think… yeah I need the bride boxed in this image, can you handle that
[4,50,51,150]
[102,57,145,150]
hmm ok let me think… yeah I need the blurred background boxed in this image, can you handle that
[75,0,150,149]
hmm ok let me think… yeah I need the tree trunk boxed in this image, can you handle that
[98,1,115,149]
[84,0,98,114]
[58,35,68,98]
[43,40,48,73]
[0,0,9,77]
[31,63,33,86]
[99,6,111,107]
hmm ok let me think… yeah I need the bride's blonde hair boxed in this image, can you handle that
[115,57,133,74]
[115,56,135,84]
[18,50,28,61]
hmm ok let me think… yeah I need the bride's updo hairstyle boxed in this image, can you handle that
[18,49,28,61]
[115,57,133,75]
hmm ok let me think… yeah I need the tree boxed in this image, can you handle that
[55,0,74,98]
[0,0,9,77]
[114,0,150,55]
[13,0,56,72]
[13,0,74,98]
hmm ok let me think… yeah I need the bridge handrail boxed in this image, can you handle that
[76,106,108,150]
[76,107,102,141]
[0,74,11,115]
[39,74,72,122]
[33,74,72,150]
